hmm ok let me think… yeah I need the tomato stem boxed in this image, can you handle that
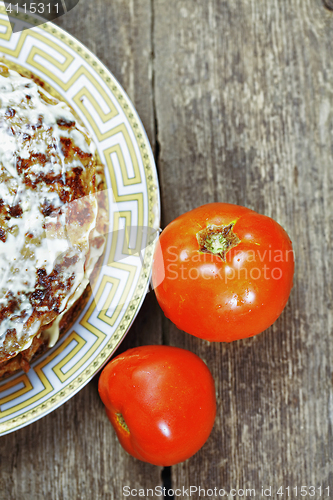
[196,223,240,261]
[116,413,130,433]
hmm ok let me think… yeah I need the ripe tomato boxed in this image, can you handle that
[98,345,216,466]
[152,203,294,342]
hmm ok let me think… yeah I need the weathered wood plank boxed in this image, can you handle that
[0,1,162,499]
[0,297,163,500]
[153,0,333,494]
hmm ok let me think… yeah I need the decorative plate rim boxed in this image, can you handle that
[0,6,160,435]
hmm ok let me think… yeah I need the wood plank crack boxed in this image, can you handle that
[151,0,161,166]
[323,0,333,11]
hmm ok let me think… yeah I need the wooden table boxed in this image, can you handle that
[1,0,333,498]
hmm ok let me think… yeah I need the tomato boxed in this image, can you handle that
[152,203,294,342]
[98,345,216,466]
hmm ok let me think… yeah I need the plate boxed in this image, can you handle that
[0,6,160,435]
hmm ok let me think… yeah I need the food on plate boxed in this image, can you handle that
[98,345,216,466]
[152,203,294,342]
[0,63,106,377]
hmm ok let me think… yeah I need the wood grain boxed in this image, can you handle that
[0,295,164,500]
[153,0,333,494]
[1,0,333,498]
[0,1,162,499]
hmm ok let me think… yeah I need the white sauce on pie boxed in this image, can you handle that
[0,65,102,356]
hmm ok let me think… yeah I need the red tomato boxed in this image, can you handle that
[98,345,216,466]
[152,203,294,342]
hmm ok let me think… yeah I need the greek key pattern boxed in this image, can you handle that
[0,7,159,434]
